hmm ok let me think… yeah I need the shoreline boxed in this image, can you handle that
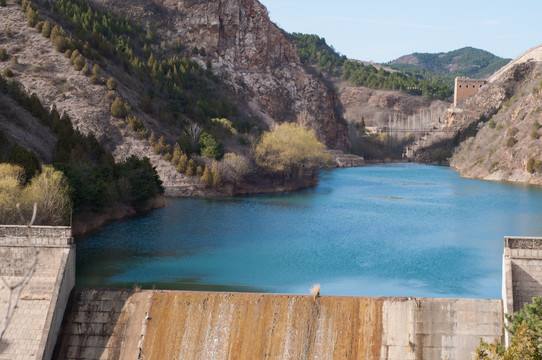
[72,196,166,236]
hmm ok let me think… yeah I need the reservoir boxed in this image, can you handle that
[76,163,542,299]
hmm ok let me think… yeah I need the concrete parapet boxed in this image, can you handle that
[0,225,73,246]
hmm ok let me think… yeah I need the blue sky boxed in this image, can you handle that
[260,0,541,63]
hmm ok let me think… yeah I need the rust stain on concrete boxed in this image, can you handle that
[143,292,383,360]
[55,290,503,360]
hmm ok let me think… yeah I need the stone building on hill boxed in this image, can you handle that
[454,77,487,107]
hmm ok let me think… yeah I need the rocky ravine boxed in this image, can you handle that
[450,45,542,184]
[90,0,348,150]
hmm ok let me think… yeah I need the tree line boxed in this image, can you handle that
[0,73,163,224]
[290,33,453,100]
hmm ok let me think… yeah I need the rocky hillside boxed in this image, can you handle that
[87,0,348,150]
[449,45,542,184]
[390,47,511,80]
[0,0,348,197]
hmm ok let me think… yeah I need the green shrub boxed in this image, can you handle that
[176,153,188,173]
[148,132,157,146]
[35,21,44,32]
[4,26,12,38]
[22,166,71,225]
[6,143,40,182]
[92,64,100,77]
[80,63,90,76]
[177,133,193,155]
[171,143,182,165]
[198,131,223,160]
[89,74,104,85]
[2,68,13,77]
[126,116,144,132]
[201,166,213,186]
[237,136,249,146]
[185,160,195,176]
[110,97,130,118]
[254,122,331,178]
[488,119,496,129]
[531,130,540,140]
[211,161,221,186]
[106,77,117,90]
[0,47,8,61]
[507,136,518,147]
[26,7,41,28]
[73,54,85,71]
[69,49,79,65]
[52,34,70,53]
[153,136,168,155]
[41,21,52,38]
[0,0,6,7]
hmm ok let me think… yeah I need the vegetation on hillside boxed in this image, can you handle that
[41,0,238,126]
[18,0,267,185]
[290,33,452,100]
[389,47,511,87]
[254,122,331,180]
[289,33,346,76]
[0,164,71,225]
[0,73,163,222]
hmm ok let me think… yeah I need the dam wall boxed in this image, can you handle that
[0,226,75,360]
[502,236,542,345]
[55,289,503,360]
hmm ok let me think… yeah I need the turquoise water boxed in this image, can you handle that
[76,163,542,299]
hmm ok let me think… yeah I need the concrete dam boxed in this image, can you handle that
[54,290,503,360]
[3,226,542,359]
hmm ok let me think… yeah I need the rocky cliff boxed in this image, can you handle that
[0,0,348,200]
[91,0,348,150]
[450,45,542,184]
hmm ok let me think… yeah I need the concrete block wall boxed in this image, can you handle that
[0,226,75,360]
[381,298,503,360]
[503,236,542,346]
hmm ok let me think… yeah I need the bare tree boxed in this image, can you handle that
[185,122,203,149]
[0,203,38,340]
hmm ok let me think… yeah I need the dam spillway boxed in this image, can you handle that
[54,289,503,360]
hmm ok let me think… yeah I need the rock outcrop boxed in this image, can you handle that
[93,0,348,150]
[450,45,542,184]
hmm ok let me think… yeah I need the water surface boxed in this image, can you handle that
[77,164,542,298]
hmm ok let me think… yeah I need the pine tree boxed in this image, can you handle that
[211,161,221,187]
[200,166,212,187]
[171,143,181,165]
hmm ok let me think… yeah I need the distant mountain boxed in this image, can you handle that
[389,47,511,79]
[290,33,452,100]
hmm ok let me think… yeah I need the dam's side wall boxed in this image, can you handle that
[502,236,542,346]
[55,289,503,360]
[0,225,75,360]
